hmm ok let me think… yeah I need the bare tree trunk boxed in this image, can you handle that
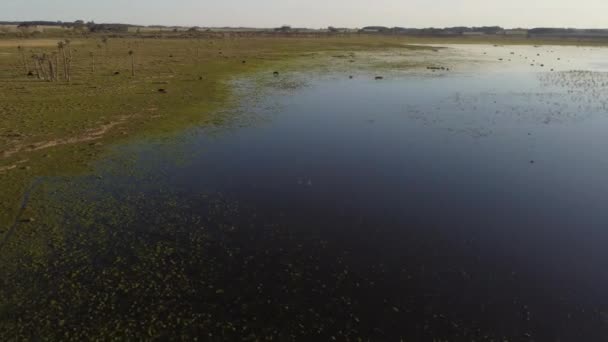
[67,56,72,82]
[20,50,28,75]
[66,45,72,82]
[48,59,55,81]
[54,54,59,80]
[37,58,48,81]
[33,58,42,80]
[61,48,68,81]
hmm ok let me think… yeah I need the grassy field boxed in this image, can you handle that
[0,35,444,230]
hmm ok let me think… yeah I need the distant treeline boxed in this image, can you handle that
[0,20,133,32]
[359,26,608,38]
[360,26,505,34]
[0,20,67,26]
[3,21,608,38]
[527,28,608,37]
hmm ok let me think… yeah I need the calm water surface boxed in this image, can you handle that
[16,45,608,340]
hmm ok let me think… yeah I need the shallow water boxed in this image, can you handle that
[7,45,608,340]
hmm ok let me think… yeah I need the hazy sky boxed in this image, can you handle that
[4,0,608,29]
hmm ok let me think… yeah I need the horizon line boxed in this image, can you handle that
[3,19,608,31]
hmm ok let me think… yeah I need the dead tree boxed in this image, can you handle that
[128,50,135,76]
[38,55,49,81]
[30,52,61,82]
[31,54,42,80]
[90,51,96,73]
[58,40,73,82]
[65,40,73,82]
[58,41,67,80]
[17,45,29,75]
[54,54,59,80]
[47,54,56,81]
[32,54,49,81]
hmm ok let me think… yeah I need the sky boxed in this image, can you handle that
[4,0,608,29]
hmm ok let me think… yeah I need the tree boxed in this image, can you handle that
[89,51,96,73]
[73,20,86,32]
[275,25,292,33]
[128,50,135,76]
[54,53,59,80]
[57,41,66,80]
[17,46,29,75]
[47,53,57,81]
[31,54,43,80]
[58,40,73,82]
[31,53,58,82]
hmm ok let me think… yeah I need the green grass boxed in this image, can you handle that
[0,35,442,230]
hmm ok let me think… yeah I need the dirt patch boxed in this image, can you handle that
[0,164,17,173]
[0,116,132,160]
[0,159,28,173]
[0,39,81,48]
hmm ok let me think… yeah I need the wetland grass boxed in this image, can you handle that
[0,35,440,232]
